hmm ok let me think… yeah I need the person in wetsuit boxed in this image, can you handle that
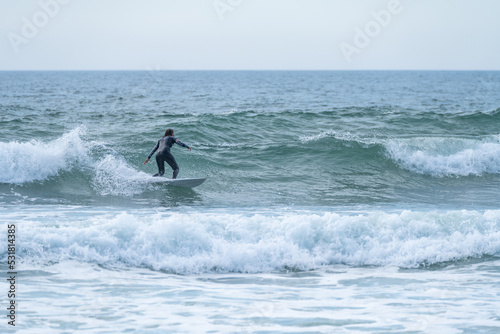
[143,129,191,179]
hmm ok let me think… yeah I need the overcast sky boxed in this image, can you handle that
[1,0,499,70]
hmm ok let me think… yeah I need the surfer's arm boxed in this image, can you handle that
[144,141,160,164]
[175,138,191,151]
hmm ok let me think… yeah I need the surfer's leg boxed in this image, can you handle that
[172,167,179,179]
[154,154,165,177]
[165,154,179,179]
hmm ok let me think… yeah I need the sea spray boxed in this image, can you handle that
[91,155,154,196]
[10,209,500,274]
[385,135,500,176]
[0,127,91,184]
[0,126,156,196]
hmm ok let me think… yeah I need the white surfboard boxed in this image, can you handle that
[147,177,206,188]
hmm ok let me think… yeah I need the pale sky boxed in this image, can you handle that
[1,0,499,70]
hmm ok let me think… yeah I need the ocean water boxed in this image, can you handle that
[1,70,500,333]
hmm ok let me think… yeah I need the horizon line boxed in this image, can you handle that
[1,69,499,72]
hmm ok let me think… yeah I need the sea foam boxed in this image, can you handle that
[299,130,374,145]
[10,209,500,274]
[0,127,154,196]
[0,127,91,184]
[91,155,153,196]
[385,135,500,176]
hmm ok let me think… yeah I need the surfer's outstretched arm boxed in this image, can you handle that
[144,141,160,164]
[175,138,191,151]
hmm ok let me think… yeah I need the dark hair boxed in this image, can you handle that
[164,129,174,136]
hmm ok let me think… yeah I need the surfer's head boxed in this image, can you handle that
[164,129,174,137]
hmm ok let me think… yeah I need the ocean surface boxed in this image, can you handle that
[1,70,500,333]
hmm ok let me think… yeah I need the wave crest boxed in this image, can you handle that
[386,135,500,176]
[0,127,155,196]
[9,209,500,273]
[0,127,91,184]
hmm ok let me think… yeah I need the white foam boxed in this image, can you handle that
[12,209,500,274]
[385,135,500,176]
[0,127,91,183]
[299,130,374,145]
[299,130,336,143]
[91,155,153,196]
[0,126,158,195]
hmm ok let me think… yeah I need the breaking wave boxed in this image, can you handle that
[6,209,500,274]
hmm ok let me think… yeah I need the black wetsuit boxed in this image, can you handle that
[148,136,189,179]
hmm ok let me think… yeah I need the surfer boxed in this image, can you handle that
[143,129,191,179]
